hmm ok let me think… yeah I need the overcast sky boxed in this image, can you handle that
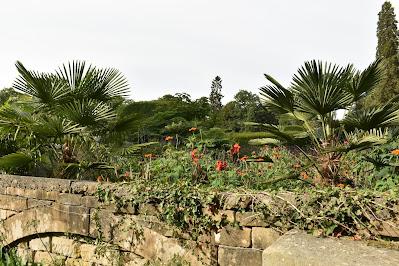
[0,0,396,102]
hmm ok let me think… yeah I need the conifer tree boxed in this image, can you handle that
[367,1,399,106]
[209,76,223,112]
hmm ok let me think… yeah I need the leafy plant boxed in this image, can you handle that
[251,60,399,186]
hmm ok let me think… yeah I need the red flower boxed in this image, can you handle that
[189,127,198,132]
[216,160,227,171]
[124,171,131,177]
[231,143,241,155]
[144,153,154,159]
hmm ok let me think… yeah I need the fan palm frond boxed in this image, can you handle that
[56,61,129,101]
[343,104,399,131]
[260,74,295,114]
[346,60,383,102]
[59,99,115,127]
[292,60,353,115]
[13,61,68,107]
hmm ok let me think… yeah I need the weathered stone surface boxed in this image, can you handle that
[58,193,83,206]
[203,207,235,223]
[0,174,71,192]
[222,194,252,209]
[131,227,210,265]
[373,221,399,238]
[81,196,100,208]
[15,248,34,264]
[138,203,159,215]
[214,226,251,247]
[35,204,90,236]
[34,251,66,265]
[218,246,262,266]
[65,258,98,266]
[80,243,120,265]
[0,194,27,211]
[65,258,95,266]
[0,208,37,244]
[252,227,280,249]
[52,237,81,258]
[27,198,52,208]
[263,230,399,266]
[24,189,60,201]
[120,252,147,266]
[236,212,267,227]
[29,237,51,251]
[70,181,98,195]
[0,209,17,220]
[0,205,89,245]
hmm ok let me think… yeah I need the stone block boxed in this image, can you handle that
[81,196,100,208]
[138,203,159,215]
[263,230,399,266]
[27,199,52,209]
[218,246,262,266]
[0,175,71,192]
[373,221,399,238]
[5,187,25,197]
[202,207,235,223]
[15,248,34,264]
[35,204,90,236]
[236,212,267,227]
[52,237,81,258]
[214,226,251,247]
[80,243,120,265]
[65,258,95,266]
[24,189,60,201]
[222,194,252,209]
[0,194,27,211]
[252,227,280,249]
[71,181,98,195]
[58,193,83,206]
[132,227,185,261]
[29,237,51,251]
[0,209,17,220]
[34,251,66,265]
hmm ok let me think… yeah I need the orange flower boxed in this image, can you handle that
[164,136,173,141]
[231,143,241,155]
[124,171,131,177]
[189,127,198,132]
[300,171,309,180]
[144,153,154,158]
[97,175,103,182]
[336,183,345,188]
[391,149,399,155]
[240,155,249,161]
[216,160,227,171]
[191,148,199,163]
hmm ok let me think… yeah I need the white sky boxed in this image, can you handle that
[0,0,396,102]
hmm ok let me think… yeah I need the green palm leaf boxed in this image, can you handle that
[13,61,68,107]
[292,60,353,116]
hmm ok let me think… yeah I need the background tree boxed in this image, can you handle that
[209,76,223,113]
[365,1,399,106]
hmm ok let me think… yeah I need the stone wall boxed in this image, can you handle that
[0,174,398,266]
[0,175,282,265]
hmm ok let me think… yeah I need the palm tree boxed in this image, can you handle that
[0,61,154,179]
[251,60,399,185]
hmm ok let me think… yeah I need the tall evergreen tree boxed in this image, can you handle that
[209,76,223,112]
[367,1,399,106]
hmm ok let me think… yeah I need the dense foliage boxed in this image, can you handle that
[365,1,399,106]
